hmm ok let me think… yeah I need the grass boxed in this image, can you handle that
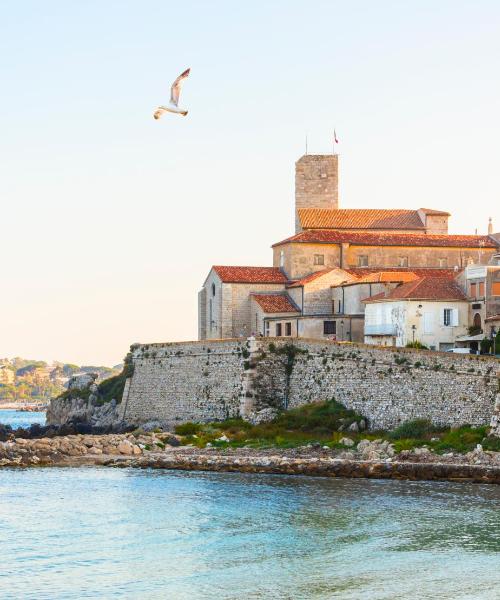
[173,402,500,455]
[175,400,364,449]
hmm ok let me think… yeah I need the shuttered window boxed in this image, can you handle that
[492,282,500,296]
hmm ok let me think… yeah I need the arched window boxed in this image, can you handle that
[211,283,216,297]
[473,313,482,331]
[279,250,284,268]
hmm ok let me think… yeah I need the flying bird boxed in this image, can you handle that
[153,68,191,119]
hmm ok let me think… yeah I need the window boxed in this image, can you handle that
[276,323,282,336]
[323,321,336,335]
[211,283,216,297]
[398,256,408,267]
[438,258,448,267]
[313,254,324,266]
[279,250,284,268]
[443,308,458,327]
[479,282,485,297]
[285,322,292,336]
[492,282,500,296]
[358,255,369,267]
[338,300,342,313]
[264,321,270,337]
[470,283,477,297]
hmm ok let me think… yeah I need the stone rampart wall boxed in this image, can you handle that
[121,338,500,431]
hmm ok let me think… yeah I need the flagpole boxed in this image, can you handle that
[305,134,308,155]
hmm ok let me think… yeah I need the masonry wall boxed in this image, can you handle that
[120,340,245,425]
[274,243,498,279]
[122,338,499,431]
[295,155,339,233]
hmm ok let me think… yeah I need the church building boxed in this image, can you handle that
[198,154,499,343]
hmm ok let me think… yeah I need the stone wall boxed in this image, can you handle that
[120,339,245,426]
[295,155,338,233]
[121,338,500,432]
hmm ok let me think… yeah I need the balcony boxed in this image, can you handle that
[365,324,397,336]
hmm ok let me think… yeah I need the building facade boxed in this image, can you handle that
[198,153,499,345]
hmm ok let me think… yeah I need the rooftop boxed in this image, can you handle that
[363,277,467,302]
[287,268,336,288]
[212,266,288,284]
[273,230,497,248]
[298,208,428,231]
[250,293,300,313]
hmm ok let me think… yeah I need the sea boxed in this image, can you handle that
[0,409,46,430]
[1,412,499,599]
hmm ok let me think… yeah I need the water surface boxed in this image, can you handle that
[0,468,499,599]
[0,409,45,430]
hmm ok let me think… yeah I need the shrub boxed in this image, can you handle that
[405,341,428,350]
[388,419,436,440]
[175,422,202,435]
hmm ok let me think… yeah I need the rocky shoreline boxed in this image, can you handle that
[1,432,499,484]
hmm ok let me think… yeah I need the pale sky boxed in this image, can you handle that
[1,0,499,365]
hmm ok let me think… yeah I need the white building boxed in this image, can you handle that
[363,277,468,350]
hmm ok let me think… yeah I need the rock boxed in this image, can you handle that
[246,408,278,425]
[358,419,367,431]
[340,437,355,447]
[217,435,230,442]
[68,373,98,391]
[348,422,359,433]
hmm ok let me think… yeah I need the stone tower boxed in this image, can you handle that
[295,154,339,232]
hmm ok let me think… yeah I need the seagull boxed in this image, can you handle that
[153,68,191,119]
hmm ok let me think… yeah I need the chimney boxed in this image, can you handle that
[488,217,493,235]
[295,154,338,233]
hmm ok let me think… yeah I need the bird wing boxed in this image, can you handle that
[170,68,190,106]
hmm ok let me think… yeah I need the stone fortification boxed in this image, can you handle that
[120,338,499,432]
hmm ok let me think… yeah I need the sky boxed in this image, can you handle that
[1,0,499,366]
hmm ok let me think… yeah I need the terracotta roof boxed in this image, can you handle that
[361,292,386,303]
[354,271,420,284]
[273,230,497,249]
[298,208,426,230]
[343,267,460,279]
[287,268,335,288]
[250,293,300,313]
[212,266,288,284]
[364,277,467,302]
[485,314,500,322]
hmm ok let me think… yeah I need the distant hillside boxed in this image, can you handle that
[0,358,122,403]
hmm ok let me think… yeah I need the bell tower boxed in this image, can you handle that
[295,154,339,232]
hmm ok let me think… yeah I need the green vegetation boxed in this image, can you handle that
[388,419,438,440]
[175,399,364,449]
[173,401,500,455]
[405,341,428,350]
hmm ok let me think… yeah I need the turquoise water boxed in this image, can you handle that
[0,469,499,599]
[0,409,45,430]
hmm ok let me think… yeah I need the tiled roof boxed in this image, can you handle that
[485,314,500,322]
[298,208,426,230]
[287,268,336,288]
[212,266,288,284]
[250,293,300,313]
[364,277,467,302]
[272,230,497,248]
[342,267,463,279]
[343,267,460,279]
[353,271,420,284]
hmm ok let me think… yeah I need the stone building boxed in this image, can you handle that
[198,153,499,342]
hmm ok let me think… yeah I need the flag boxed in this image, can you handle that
[334,129,339,144]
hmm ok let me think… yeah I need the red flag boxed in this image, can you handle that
[334,129,339,144]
